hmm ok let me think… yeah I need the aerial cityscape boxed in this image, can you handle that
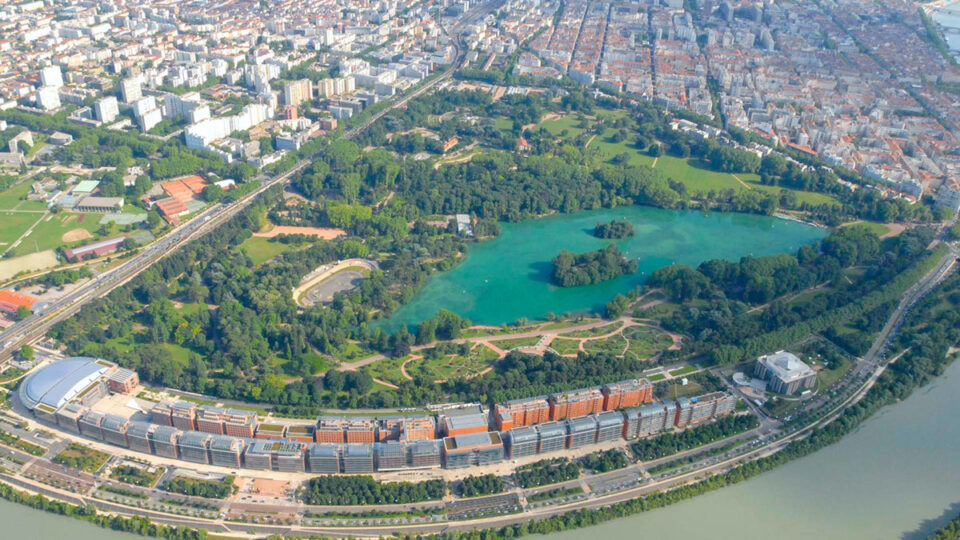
[0,0,958,538]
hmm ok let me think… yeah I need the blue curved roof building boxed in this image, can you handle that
[19,357,114,411]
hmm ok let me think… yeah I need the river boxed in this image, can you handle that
[549,359,960,540]
[3,359,958,538]
[381,207,826,330]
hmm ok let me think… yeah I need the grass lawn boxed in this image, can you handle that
[0,212,41,247]
[406,344,498,381]
[747,179,839,206]
[494,117,515,131]
[648,374,666,382]
[653,155,744,193]
[237,236,295,265]
[845,221,890,237]
[539,115,589,139]
[560,321,624,338]
[0,182,33,210]
[8,212,108,257]
[174,302,209,318]
[623,326,673,360]
[588,130,657,168]
[668,365,698,377]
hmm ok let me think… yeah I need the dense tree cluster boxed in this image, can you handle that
[515,458,581,488]
[552,245,638,287]
[458,474,505,497]
[579,449,629,473]
[300,476,445,505]
[593,219,635,239]
[162,476,235,499]
[643,227,938,364]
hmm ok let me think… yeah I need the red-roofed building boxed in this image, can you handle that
[0,290,40,316]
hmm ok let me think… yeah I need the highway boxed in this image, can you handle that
[0,0,503,364]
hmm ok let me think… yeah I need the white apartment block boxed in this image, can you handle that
[184,103,274,150]
[94,96,119,123]
[283,79,312,107]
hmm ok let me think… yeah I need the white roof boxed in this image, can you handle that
[761,351,814,382]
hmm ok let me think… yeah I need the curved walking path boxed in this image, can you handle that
[339,316,679,372]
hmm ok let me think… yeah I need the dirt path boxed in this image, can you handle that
[730,173,752,190]
[253,225,345,239]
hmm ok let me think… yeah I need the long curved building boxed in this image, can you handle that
[18,357,137,421]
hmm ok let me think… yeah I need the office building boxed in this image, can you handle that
[566,416,598,449]
[505,426,538,458]
[601,379,653,410]
[101,414,130,447]
[622,407,641,439]
[256,423,286,440]
[307,444,340,473]
[636,402,669,436]
[286,425,315,443]
[675,397,693,427]
[495,396,550,430]
[342,443,374,473]
[595,411,625,442]
[170,401,198,431]
[106,368,138,394]
[178,431,212,464]
[150,425,181,459]
[209,435,245,468]
[409,440,442,468]
[755,351,816,395]
[375,440,407,470]
[78,410,105,440]
[536,422,566,454]
[442,432,504,469]
[127,421,154,454]
[549,387,604,420]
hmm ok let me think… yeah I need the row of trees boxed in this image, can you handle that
[300,475,446,505]
[458,474,505,498]
[630,415,760,461]
[515,458,581,488]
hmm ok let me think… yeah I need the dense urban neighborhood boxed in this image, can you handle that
[0,0,958,538]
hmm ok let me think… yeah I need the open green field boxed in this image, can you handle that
[588,130,657,168]
[8,212,107,257]
[668,365,698,377]
[299,351,336,374]
[0,212,40,247]
[405,344,499,381]
[0,183,33,210]
[237,236,295,265]
[845,221,890,237]
[654,155,743,193]
[539,115,590,139]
